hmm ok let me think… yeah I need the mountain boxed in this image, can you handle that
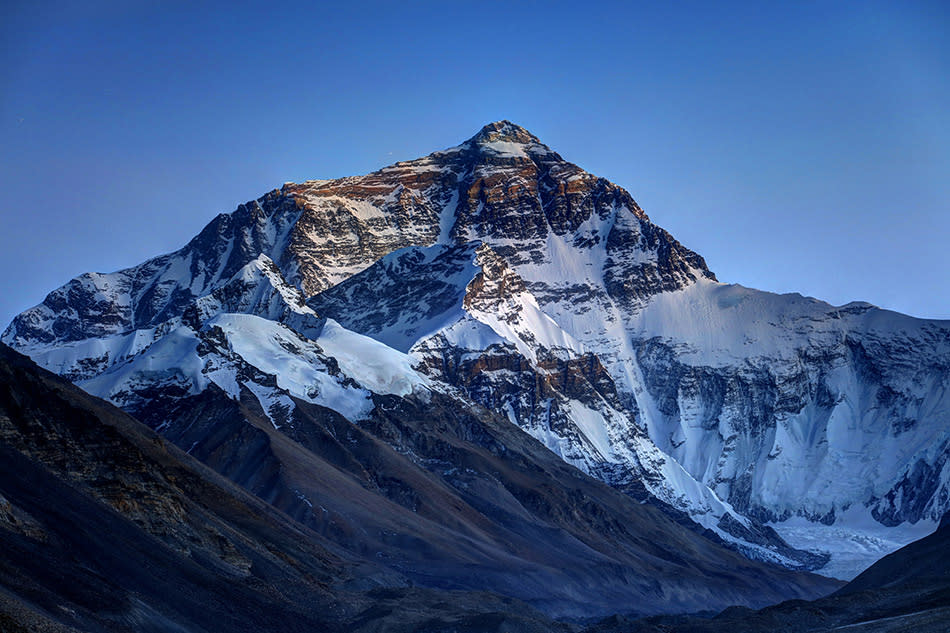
[5,121,949,581]
[585,513,950,632]
[0,339,837,630]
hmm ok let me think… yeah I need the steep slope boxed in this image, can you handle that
[6,121,949,578]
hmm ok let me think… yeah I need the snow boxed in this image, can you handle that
[469,292,586,364]
[309,243,482,354]
[75,313,420,423]
[207,314,374,421]
[563,400,614,460]
[322,195,388,221]
[160,252,194,291]
[498,224,950,570]
[770,508,938,580]
[316,319,430,398]
[427,317,507,352]
[437,188,460,244]
[243,381,296,430]
[25,327,162,378]
[479,140,529,158]
[80,326,206,399]
[463,247,588,363]
[630,279,940,368]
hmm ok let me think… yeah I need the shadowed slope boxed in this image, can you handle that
[0,343,569,632]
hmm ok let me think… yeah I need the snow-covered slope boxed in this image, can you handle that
[6,121,949,579]
[11,254,429,428]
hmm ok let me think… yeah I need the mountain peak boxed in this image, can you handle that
[469,120,542,146]
[457,120,559,162]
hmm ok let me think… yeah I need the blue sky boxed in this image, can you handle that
[1,0,948,326]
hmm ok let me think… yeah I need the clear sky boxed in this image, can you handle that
[2,0,948,328]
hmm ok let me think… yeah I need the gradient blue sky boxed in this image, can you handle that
[2,0,948,327]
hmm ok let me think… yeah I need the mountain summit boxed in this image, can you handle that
[5,123,950,586]
[463,119,559,160]
[470,119,544,144]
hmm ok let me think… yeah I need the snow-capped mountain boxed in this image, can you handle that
[6,121,949,578]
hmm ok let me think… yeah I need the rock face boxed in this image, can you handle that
[5,121,950,579]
